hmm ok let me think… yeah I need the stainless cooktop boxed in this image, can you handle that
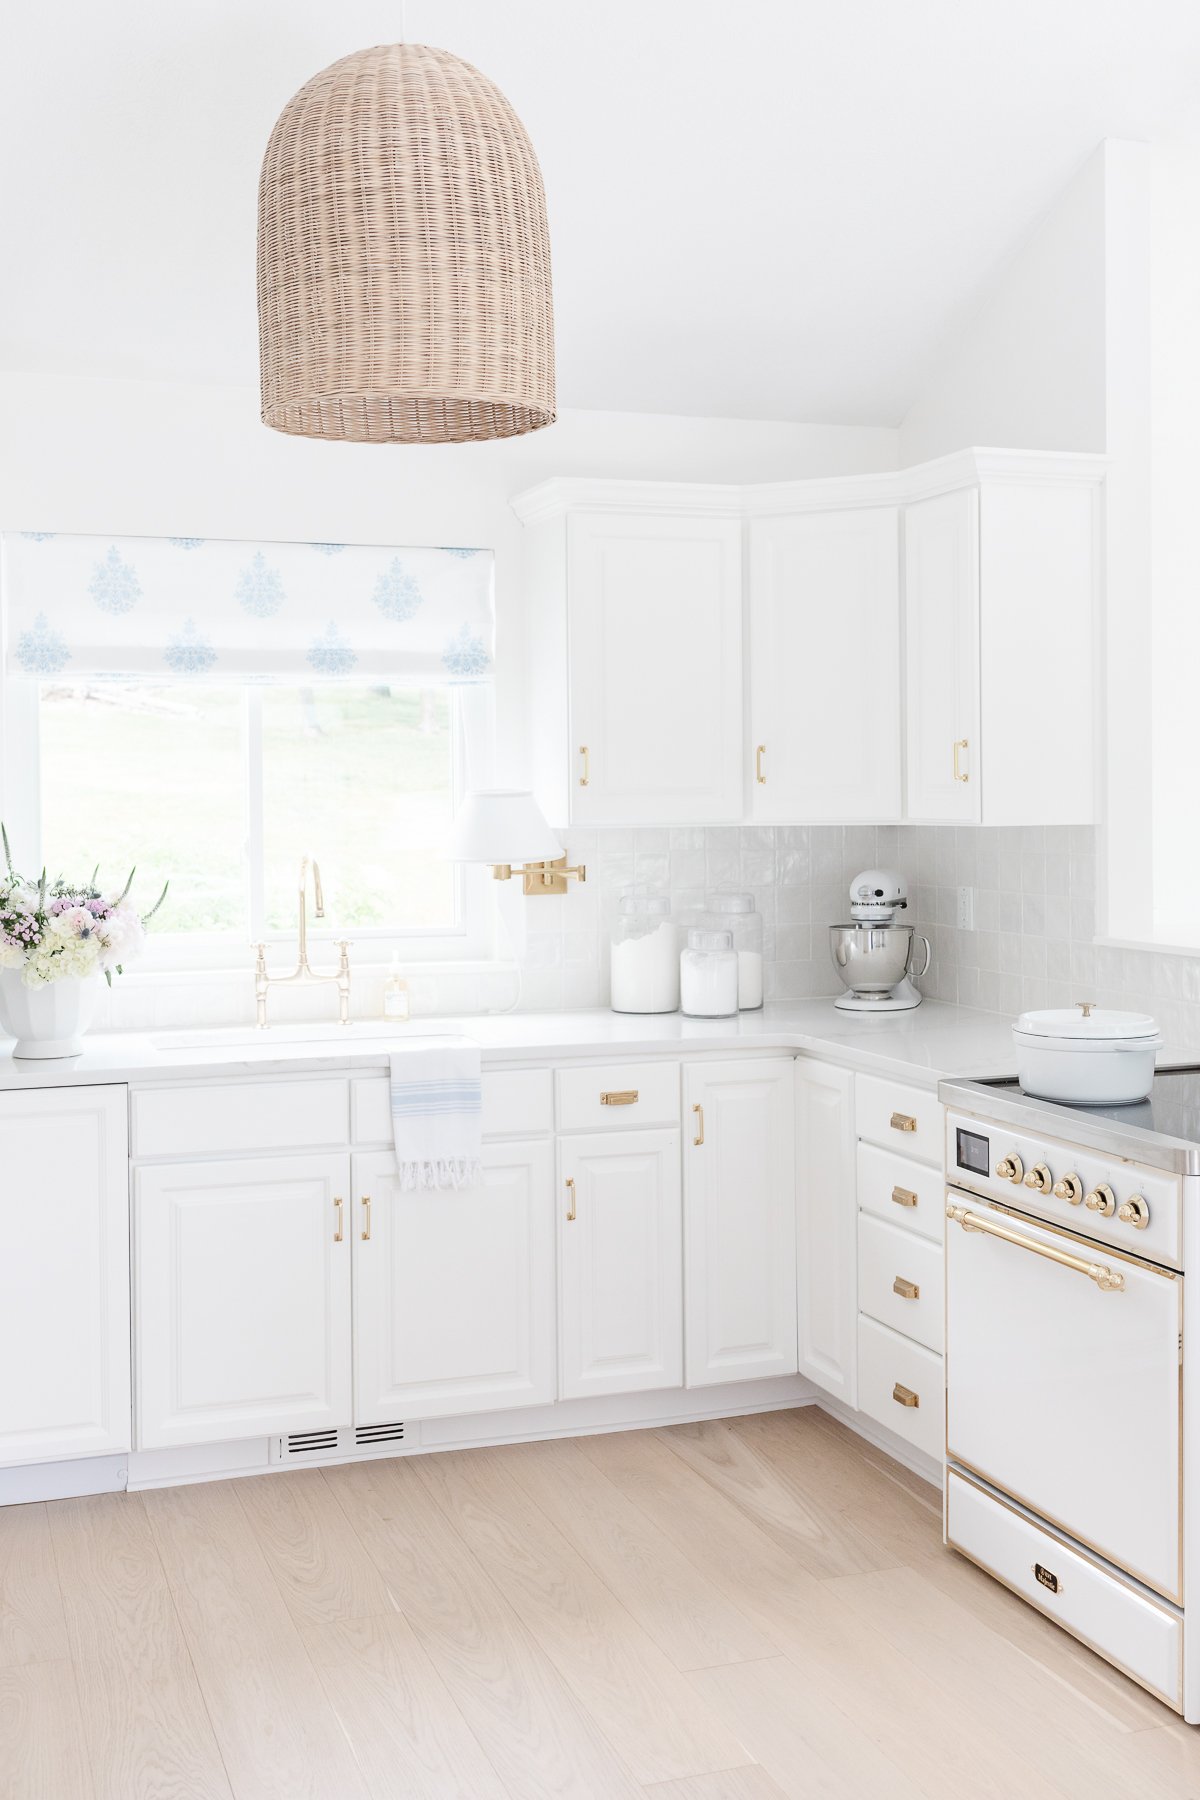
[939,1065,1200,1175]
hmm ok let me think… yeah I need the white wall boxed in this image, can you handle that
[898,145,1108,463]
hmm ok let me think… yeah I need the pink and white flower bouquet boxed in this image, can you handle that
[0,825,168,987]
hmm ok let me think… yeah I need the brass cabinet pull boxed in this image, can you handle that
[892,1276,920,1300]
[890,1185,918,1208]
[953,738,969,782]
[565,1177,577,1222]
[333,1196,344,1243]
[890,1111,917,1133]
[892,1383,920,1409]
[692,1102,705,1147]
[755,744,766,784]
[361,1195,372,1242]
[579,745,589,787]
[946,1203,1126,1292]
[600,1090,638,1106]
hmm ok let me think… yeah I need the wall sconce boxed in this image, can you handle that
[451,789,587,897]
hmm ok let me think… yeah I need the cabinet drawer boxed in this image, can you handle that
[857,1214,943,1352]
[947,1470,1181,1711]
[132,1079,349,1159]
[857,1142,943,1241]
[556,1062,680,1132]
[855,1074,942,1165]
[857,1316,943,1462]
[351,1070,552,1144]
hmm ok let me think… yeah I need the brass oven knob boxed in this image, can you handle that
[1052,1173,1084,1205]
[1084,1185,1116,1217]
[995,1155,1024,1183]
[1023,1163,1053,1194]
[1117,1195,1150,1230]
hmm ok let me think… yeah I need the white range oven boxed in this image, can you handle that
[939,1072,1200,1719]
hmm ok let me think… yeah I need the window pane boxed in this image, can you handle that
[38,682,246,933]
[260,686,457,933]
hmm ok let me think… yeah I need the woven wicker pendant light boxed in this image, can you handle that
[257,42,555,444]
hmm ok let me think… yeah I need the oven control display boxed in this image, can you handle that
[956,1127,991,1177]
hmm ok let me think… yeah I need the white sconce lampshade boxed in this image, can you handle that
[451,790,563,866]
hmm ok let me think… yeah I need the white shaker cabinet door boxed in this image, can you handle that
[352,1141,556,1425]
[795,1058,858,1407]
[0,1085,130,1468]
[750,508,900,821]
[904,487,981,823]
[135,1152,352,1448]
[558,1129,683,1399]
[683,1059,797,1387]
[567,512,743,823]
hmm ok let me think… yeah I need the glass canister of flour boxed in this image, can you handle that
[704,893,764,1009]
[680,929,739,1018]
[609,889,680,1014]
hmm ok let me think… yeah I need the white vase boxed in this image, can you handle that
[0,970,101,1058]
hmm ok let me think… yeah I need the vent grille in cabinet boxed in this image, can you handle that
[284,1428,339,1456]
[271,1422,408,1467]
[355,1421,406,1448]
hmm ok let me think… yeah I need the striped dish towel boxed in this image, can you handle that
[390,1043,482,1191]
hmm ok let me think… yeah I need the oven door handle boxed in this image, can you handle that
[945,1203,1126,1292]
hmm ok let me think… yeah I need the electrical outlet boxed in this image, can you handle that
[957,885,975,931]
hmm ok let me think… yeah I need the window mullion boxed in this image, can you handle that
[245,687,265,942]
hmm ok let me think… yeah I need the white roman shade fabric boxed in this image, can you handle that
[1,532,494,684]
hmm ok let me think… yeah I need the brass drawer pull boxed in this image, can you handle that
[565,1177,577,1222]
[953,738,969,782]
[692,1102,704,1147]
[579,745,589,787]
[892,1382,920,1409]
[333,1196,344,1243]
[890,1111,917,1133]
[600,1090,638,1106]
[755,744,766,784]
[890,1185,918,1208]
[361,1195,372,1242]
[892,1276,920,1301]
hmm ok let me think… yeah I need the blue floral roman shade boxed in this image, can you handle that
[1,532,494,684]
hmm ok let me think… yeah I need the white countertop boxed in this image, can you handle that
[0,999,1021,1092]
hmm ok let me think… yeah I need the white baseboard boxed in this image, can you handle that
[0,1452,127,1506]
[128,1436,271,1491]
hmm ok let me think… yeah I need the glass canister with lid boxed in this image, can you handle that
[704,892,764,1009]
[680,928,739,1018]
[609,889,680,1014]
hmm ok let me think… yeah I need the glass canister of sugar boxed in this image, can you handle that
[705,893,764,1009]
[680,929,739,1018]
[609,889,680,1014]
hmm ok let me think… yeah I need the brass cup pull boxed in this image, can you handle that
[579,745,589,787]
[361,1195,372,1242]
[601,1090,638,1106]
[890,1185,918,1208]
[755,744,766,784]
[333,1196,344,1243]
[953,738,969,782]
[692,1102,705,1147]
[892,1383,920,1409]
[892,1276,920,1301]
[565,1177,577,1222]
[890,1111,917,1134]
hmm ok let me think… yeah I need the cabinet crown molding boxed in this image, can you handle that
[510,447,1108,524]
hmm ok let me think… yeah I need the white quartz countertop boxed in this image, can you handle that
[0,998,1022,1092]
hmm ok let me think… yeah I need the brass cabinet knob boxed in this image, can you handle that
[1084,1184,1116,1217]
[1023,1163,1052,1194]
[1052,1173,1084,1205]
[1117,1195,1150,1230]
[995,1155,1024,1183]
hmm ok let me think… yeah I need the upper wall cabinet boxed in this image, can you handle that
[749,507,900,822]
[904,464,1101,826]
[516,486,744,825]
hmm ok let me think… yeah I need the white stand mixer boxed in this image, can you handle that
[830,869,930,1012]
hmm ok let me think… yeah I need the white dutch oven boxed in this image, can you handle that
[1012,1003,1164,1105]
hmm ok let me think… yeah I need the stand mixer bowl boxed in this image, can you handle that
[830,923,919,995]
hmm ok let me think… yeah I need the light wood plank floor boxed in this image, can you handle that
[2,1405,1199,1799]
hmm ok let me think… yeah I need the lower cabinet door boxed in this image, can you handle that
[135,1152,352,1449]
[352,1141,556,1424]
[0,1086,131,1468]
[558,1130,682,1399]
[684,1059,797,1387]
[795,1058,858,1407]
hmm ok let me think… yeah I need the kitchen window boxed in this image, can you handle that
[8,676,486,968]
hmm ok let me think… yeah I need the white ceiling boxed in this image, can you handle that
[4,1,1199,424]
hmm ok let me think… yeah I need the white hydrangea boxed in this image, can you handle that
[23,933,102,986]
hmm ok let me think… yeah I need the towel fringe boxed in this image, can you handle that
[397,1156,483,1193]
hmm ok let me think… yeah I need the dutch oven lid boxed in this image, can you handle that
[1014,1002,1160,1043]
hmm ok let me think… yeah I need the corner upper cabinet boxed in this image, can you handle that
[904,460,1102,825]
[749,507,900,821]
[515,484,743,824]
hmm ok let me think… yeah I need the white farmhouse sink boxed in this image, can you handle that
[150,1020,458,1051]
